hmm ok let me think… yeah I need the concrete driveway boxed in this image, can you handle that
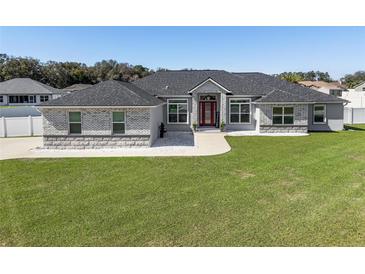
[0,132,231,160]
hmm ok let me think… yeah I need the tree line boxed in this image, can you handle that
[275,70,365,88]
[341,71,365,88]
[0,54,153,89]
[1,53,364,89]
[275,71,333,83]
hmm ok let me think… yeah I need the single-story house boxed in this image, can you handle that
[38,70,346,149]
[0,78,67,106]
[298,81,347,97]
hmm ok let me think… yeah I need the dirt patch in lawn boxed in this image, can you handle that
[233,170,255,180]
[285,192,308,202]
[348,154,365,161]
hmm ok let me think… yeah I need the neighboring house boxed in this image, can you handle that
[62,84,93,92]
[0,78,67,106]
[353,81,365,92]
[38,70,346,149]
[298,81,347,97]
[341,83,365,108]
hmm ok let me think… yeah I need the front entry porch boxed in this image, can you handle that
[198,95,220,128]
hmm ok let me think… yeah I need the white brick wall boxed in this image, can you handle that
[82,109,111,135]
[42,109,68,135]
[41,107,151,136]
[40,107,152,148]
[126,109,150,135]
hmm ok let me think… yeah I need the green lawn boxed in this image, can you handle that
[1,130,365,246]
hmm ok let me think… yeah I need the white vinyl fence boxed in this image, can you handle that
[344,107,365,124]
[0,116,43,137]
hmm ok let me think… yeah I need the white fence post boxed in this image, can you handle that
[28,115,33,136]
[1,117,6,137]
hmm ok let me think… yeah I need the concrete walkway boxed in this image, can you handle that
[226,130,309,137]
[0,132,231,160]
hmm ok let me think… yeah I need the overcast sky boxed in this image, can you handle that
[1,26,364,79]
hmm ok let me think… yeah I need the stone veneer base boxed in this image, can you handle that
[260,126,308,133]
[43,135,150,149]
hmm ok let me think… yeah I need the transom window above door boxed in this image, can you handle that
[167,99,188,124]
[199,95,217,101]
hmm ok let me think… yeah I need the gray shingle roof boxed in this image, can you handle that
[133,70,345,103]
[0,78,64,95]
[39,80,163,107]
[62,84,93,92]
[255,88,346,103]
[133,70,256,96]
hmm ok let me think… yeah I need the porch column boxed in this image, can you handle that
[255,106,260,132]
[191,93,198,128]
[220,93,226,125]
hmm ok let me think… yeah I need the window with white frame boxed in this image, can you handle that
[313,105,326,124]
[330,89,342,97]
[8,95,36,104]
[40,95,49,102]
[112,112,126,134]
[0,96,3,103]
[272,107,294,125]
[69,112,81,134]
[29,95,36,103]
[167,99,188,124]
[229,99,250,123]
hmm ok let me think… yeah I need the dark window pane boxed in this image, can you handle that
[240,104,250,113]
[169,100,187,104]
[169,104,177,113]
[231,99,249,103]
[178,104,187,113]
[230,114,239,123]
[314,105,324,112]
[230,104,239,113]
[314,114,324,123]
[273,116,283,124]
[240,114,250,123]
[273,107,283,115]
[113,123,125,134]
[284,107,293,115]
[178,114,187,123]
[69,123,81,134]
[169,114,177,123]
[69,112,81,122]
[284,116,294,124]
[113,112,124,122]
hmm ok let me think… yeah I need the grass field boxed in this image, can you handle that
[1,128,364,246]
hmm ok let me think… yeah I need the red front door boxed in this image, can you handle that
[199,101,216,126]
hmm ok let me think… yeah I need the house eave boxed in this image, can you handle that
[253,101,346,104]
[188,78,231,94]
[37,103,165,109]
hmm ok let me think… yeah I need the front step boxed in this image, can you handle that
[196,127,221,133]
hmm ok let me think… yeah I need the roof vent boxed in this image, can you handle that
[164,85,169,90]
